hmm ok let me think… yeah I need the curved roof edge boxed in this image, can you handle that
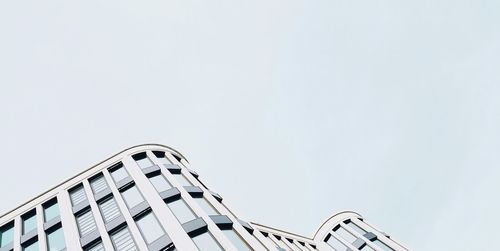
[312,210,363,240]
[0,143,186,219]
[250,210,363,242]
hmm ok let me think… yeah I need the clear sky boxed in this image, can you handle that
[0,1,499,250]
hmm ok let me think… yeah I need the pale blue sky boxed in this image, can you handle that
[1,1,499,250]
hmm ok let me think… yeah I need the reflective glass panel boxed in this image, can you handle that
[223,229,251,251]
[0,222,14,247]
[149,175,172,192]
[373,240,394,251]
[46,227,65,251]
[335,226,357,243]
[168,199,196,224]
[136,157,154,169]
[194,198,219,215]
[121,186,144,209]
[110,167,129,183]
[23,240,38,251]
[22,212,37,235]
[173,174,192,186]
[346,221,366,236]
[44,201,59,223]
[325,234,347,251]
[136,212,165,244]
[192,232,223,251]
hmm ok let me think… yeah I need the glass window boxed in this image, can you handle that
[110,166,129,183]
[0,222,14,248]
[149,175,172,192]
[46,226,65,251]
[90,175,109,194]
[99,197,121,223]
[194,197,219,215]
[167,199,196,224]
[111,227,137,251]
[23,240,39,251]
[121,186,144,209]
[192,232,223,251]
[69,185,87,206]
[43,200,59,222]
[173,173,192,186]
[325,234,347,251]
[136,212,165,244]
[373,240,394,251]
[22,210,37,235]
[76,210,97,237]
[223,229,251,251]
[153,151,172,164]
[136,157,154,169]
[346,221,366,236]
[335,226,357,243]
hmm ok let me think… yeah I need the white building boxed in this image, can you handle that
[0,144,408,251]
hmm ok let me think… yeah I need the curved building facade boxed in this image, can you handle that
[0,144,408,251]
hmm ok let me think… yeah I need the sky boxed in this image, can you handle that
[0,1,499,250]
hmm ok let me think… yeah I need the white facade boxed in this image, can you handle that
[0,144,408,251]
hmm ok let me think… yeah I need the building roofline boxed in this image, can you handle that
[312,210,362,240]
[250,222,314,241]
[251,210,363,242]
[0,143,187,219]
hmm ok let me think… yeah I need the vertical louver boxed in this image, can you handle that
[76,210,97,237]
[70,185,87,206]
[99,197,121,223]
[111,227,137,251]
[90,175,108,194]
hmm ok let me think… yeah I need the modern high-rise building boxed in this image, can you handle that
[0,144,408,251]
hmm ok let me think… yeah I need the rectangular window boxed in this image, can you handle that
[121,185,145,209]
[99,197,122,223]
[136,212,165,244]
[46,226,65,251]
[149,174,172,192]
[43,199,59,222]
[167,199,196,224]
[346,221,366,236]
[335,226,357,243]
[22,239,38,251]
[223,229,251,251]
[173,173,192,186]
[373,240,394,251]
[192,232,223,251]
[110,164,130,183]
[153,151,171,164]
[133,153,154,169]
[325,234,347,251]
[22,210,37,235]
[194,197,219,215]
[0,221,14,248]
[69,185,87,206]
[90,175,109,194]
[76,210,97,237]
[111,226,138,251]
